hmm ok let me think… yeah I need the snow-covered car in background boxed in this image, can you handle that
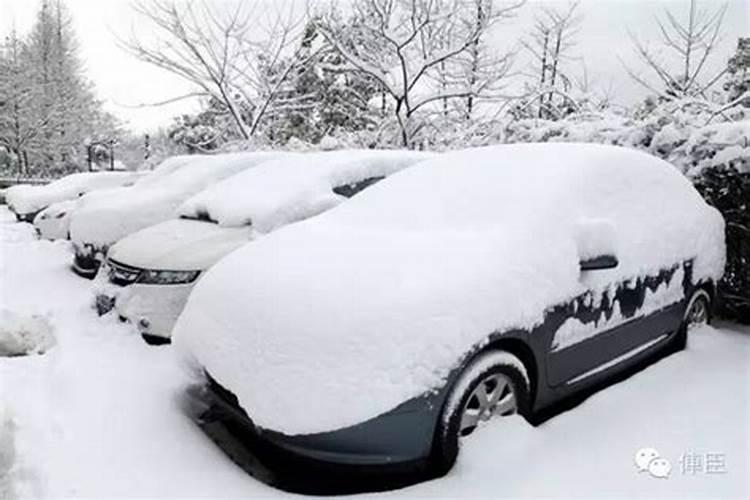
[95,149,433,344]
[5,170,144,223]
[174,143,725,475]
[31,156,200,241]
[38,155,208,242]
[33,199,77,240]
[69,152,285,278]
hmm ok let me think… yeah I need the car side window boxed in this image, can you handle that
[332,176,385,198]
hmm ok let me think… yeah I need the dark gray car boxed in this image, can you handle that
[175,144,724,490]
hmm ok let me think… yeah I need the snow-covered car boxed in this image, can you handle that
[95,149,433,344]
[173,143,725,475]
[33,199,77,240]
[30,156,204,241]
[69,152,285,278]
[5,171,144,223]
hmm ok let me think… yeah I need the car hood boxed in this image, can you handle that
[70,187,187,247]
[173,220,583,436]
[108,218,253,271]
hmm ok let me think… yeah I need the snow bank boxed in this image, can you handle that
[0,310,55,357]
[5,171,144,216]
[69,152,284,247]
[178,150,433,232]
[173,143,725,435]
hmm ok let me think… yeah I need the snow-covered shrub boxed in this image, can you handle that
[694,166,750,323]
[675,120,750,176]
[0,310,56,357]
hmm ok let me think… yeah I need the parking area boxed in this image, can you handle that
[0,205,748,499]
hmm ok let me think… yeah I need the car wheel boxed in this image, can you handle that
[432,350,530,475]
[673,288,712,350]
[685,289,711,329]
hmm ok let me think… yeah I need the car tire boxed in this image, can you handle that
[673,288,713,350]
[432,350,530,476]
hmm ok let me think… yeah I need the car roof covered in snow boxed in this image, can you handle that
[178,149,435,232]
[70,152,286,247]
[5,171,144,216]
[173,143,725,437]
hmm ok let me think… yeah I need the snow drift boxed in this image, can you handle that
[173,143,725,435]
[0,310,55,357]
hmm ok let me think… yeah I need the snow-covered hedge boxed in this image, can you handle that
[694,167,750,322]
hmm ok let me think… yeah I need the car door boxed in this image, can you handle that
[545,263,686,387]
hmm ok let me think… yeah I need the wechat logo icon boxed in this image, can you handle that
[635,447,672,479]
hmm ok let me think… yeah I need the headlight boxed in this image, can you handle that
[139,269,200,285]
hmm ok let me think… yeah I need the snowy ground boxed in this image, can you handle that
[0,204,748,499]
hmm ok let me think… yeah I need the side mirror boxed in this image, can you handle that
[580,254,618,271]
[575,218,618,272]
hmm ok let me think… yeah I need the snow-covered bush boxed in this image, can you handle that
[694,166,750,323]
[675,120,750,176]
[0,310,56,357]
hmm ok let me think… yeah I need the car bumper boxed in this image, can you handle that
[190,374,442,468]
[72,245,104,279]
[96,280,196,342]
[34,216,71,240]
[14,210,40,223]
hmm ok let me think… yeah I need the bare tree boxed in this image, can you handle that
[317,0,523,147]
[520,1,581,119]
[624,0,728,100]
[123,0,318,140]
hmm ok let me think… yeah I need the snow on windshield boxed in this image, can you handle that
[178,149,434,232]
[69,152,283,247]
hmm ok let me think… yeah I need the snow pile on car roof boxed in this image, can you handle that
[5,171,144,216]
[178,150,433,232]
[173,143,725,435]
[69,152,283,247]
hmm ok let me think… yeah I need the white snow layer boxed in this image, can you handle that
[0,205,746,498]
[69,152,284,247]
[178,149,433,233]
[5,171,144,216]
[0,310,56,357]
[173,143,725,436]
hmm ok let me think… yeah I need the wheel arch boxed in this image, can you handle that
[482,336,539,408]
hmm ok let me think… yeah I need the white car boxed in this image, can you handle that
[69,152,285,278]
[5,171,144,223]
[95,149,433,344]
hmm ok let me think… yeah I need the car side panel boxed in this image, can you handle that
[544,263,686,387]
[545,303,683,386]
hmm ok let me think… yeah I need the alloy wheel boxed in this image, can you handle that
[459,373,517,436]
[687,296,709,328]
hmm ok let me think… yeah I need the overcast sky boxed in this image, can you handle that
[1,0,747,133]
